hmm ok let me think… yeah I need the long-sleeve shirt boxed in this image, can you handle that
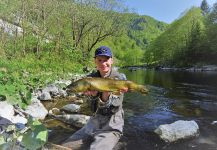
[84,68,126,135]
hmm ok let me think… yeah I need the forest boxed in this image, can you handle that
[0,0,217,105]
[1,0,217,149]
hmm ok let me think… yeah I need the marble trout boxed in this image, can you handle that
[66,77,148,95]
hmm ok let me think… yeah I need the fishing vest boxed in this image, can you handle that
[87,68,126,116]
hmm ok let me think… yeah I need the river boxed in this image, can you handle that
[120,69,217,150]
[47,69,217,150]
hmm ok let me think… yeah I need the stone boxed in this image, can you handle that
[154,120,199,142]
[0,101,14,121]
[25,98,48,120]
[61,104,81,113]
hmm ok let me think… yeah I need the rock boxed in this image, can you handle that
[42,84,59,97]
[0,116,12,132]
[43,142,71,150]
[211,121,217,125]
[39,91,52,100]
[48,108,61,115]
[0,101,14,121]
[11,115,27,124]
[61,104,81,113]
[58,89,68,97]
[154,120,199,142]
[52,114,90,128]
[74,99,84,104]
[25,98,48,120]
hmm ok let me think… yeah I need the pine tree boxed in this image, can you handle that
[200,0,210,15]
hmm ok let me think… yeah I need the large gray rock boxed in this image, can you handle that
[0,101,14,120]
[154,120,199,142]
[53,114,90,128]
[25,98,48,120]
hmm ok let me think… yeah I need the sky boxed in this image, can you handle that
[124,0,217,23]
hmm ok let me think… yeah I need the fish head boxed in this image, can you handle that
[66,79,90,93]
[139,85,149,95]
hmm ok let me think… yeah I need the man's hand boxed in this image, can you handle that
[83,91,98,96]
[120,87,128,93]
[83,87,128,102]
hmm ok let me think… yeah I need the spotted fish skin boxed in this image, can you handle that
[66,77,148,95]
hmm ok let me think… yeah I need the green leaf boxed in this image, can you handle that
[0,135,6,145]
[22,120,48,150]
[0,136,12,150]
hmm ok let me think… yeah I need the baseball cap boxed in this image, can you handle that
[94,46,112,58]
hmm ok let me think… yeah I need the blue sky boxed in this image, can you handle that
[124,0,216,23]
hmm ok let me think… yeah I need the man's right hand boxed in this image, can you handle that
[83,91,98,97]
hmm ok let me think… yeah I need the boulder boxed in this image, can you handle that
[25,98,48,120]
[154,120,199,142]
[52,114,90,128]
[0,101,14,121]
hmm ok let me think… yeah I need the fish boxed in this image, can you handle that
[66,77,148,95]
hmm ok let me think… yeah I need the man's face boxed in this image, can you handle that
[95,56,113,73]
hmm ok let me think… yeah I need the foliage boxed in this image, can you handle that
[144,7,207,67]
[201,0,210,15]
[0,117,48,150]
[204,2,217,62]
[22,117,48,150]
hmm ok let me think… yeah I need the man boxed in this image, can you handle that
[62,46,128,150]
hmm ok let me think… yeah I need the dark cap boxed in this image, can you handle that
[94,46,112,58]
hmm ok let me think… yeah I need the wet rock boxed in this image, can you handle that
[154,120,199,142]
[74,99,84,104]
[61,104,81,113]
[48,108,61,115]
[43,142,71,150]
[25,98,48,120]
[211,121,217,125]
[52,114,90,128]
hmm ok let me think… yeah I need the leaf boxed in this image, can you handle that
[22,120,48,150]
[0,136,12,150]
[0,135,6,145]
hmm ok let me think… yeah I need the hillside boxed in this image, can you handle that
[97,13,168,66]
[144,7,205,66]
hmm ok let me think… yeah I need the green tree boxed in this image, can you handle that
[200,0,210,15]
[204,2,217,64]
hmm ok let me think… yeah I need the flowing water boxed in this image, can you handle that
[121,69,217,150]
[47,69,217,150]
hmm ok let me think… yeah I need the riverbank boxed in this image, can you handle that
[122,65,217,72]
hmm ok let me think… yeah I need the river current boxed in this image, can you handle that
[121,69,217,150]
[47,69,217,150]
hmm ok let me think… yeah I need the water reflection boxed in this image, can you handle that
[120,69,217,149]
